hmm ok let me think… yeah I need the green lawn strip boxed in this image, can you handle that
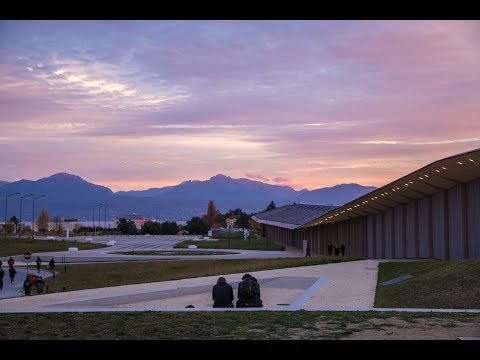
[1,311,478,340]
[38,256,361,293]
[174,238,285,250]
[0,237,106,257]
[114,251,237,256]
[375,260,480,309]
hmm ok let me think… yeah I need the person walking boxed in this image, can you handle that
[334,243,340,256]
[8,266,16,284]
[36,256,42,274]
[340,243,346,256]
[212,276,234,308]
[327,242,333,256]
[7,257,14,268]
[305,242,311,257]
[49,258,55,277]
[0,267,4,290]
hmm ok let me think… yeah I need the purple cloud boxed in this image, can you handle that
[245,173,270,182]
[1,20,479,191]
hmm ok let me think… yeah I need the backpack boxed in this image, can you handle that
[240,278,257,298]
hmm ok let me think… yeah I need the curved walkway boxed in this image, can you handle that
[0,259,380,312]
[2,237,479,314]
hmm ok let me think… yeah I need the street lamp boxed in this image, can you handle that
[103,204,112,230]
[93,204,104,236]
[98,204,106,233]
[32,195,46,238]
[19,193,35,235]
[4,192,20,238]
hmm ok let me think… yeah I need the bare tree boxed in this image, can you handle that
[53,216,64,234]
[37,208,50,234]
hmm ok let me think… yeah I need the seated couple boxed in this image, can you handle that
[212,273,263,308]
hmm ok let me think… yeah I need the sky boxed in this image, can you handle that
[1,20,479,192]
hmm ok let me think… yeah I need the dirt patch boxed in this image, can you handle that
[345,318,480,340]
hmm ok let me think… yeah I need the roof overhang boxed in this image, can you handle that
[251,215,300,230]
[299,148,480,228]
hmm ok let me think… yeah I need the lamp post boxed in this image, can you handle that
[104,204,112,230]
[19,193,35,235]
[4,192,20,238]
[93,204,104,236]
[98,204,106,234]
[32,195,46,238]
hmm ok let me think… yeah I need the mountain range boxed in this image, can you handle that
[0,173,377,222]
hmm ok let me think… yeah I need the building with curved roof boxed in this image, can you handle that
[252,148,480,259]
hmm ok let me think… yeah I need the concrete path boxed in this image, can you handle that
[0,259,380,312]
[0,266,54,299]
[3,236,477,314]
[0,235,301,265]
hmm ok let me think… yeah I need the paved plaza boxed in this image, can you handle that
[1,236,479,315]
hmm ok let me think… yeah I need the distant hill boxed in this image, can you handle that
[116,186,174,197]
[299,183,377,205]
[117,174,299,201]
[1,173,113,200]
[0,172,376,222]
[0,180,9,187]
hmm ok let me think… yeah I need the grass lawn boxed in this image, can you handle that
[175,238,285,250]
[2,237,480,340]
[40,256,361,293]
[375,260,480,309]
[114,250,237,255]
[0,237,106,257]
[0,311,478,340]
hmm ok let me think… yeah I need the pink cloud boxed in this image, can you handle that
[245,173,270,182]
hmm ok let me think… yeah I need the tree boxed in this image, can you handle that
[161,221,179,235]
[141,220,162,235]
[9,216,19,232]
[4,222,15,235]
[206,200,217,226]
[185,216,210,235]
[36,208,49,234]
[53,216,64,234]
[21,225,31,235]
[73,222,81,233]
[225,208,251,229]
[266,201,276,211]
[117,218,137,235]
[204,200,224,228]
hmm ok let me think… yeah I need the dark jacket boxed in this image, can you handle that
[212,279,234,308]
[36,278,45,292]
[236,276,263,308]
[23,278,32,295]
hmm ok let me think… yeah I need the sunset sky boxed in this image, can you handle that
[1,20,479,192]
